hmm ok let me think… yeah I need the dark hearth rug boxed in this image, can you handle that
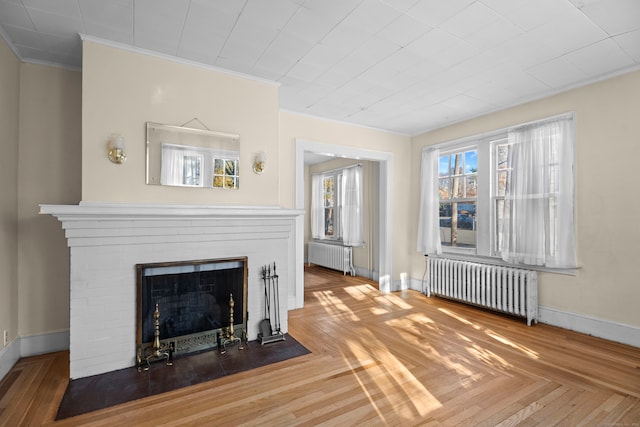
[56,334,309,420]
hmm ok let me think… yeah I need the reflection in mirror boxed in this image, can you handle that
[146,122,240,189]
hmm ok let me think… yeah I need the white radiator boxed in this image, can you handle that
[308,241,355,276]
[427,258,538,326]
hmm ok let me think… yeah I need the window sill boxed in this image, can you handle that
[431,252,579,276]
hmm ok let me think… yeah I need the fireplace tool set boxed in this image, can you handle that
[137,303,174,372]
[259,262,286,344]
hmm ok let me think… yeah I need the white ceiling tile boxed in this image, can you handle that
[240,0,300,30]
[283,6,342,44]
[319,24,371,57]
[339,0,402,36]
[526,9,608,56]
[407,0,475,27]
[441,2,501,38]
[565,38,636,78]
[0,1,35,29]
[351,35,401,67]
[614,29,640,62]
[22,0,81,19]
[79,0,133,32]
[134,0,190,54]
[1,24,42,47]
[526,56,588,89]
[579,0,640,36]
[376,14,430,47]
[84,22,133,45]
[495,0,576,32]
[463,15,523,50]
[379,0,421,13]
[300,0,361,20]
[27,9,85,37]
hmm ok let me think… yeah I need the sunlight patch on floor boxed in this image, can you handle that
[312,290,360,322]
[485,330,540,359]
[342,336,443,421]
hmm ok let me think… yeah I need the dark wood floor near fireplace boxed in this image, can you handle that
[1,266,639,426]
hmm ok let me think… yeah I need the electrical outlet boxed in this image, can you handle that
[3,330,7,346]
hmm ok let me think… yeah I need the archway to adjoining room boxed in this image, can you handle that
[294,139,393,309]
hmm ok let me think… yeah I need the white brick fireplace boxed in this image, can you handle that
[40,202,304,379]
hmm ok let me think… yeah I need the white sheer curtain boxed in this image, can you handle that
[160,144,185,186]
[341,166,363,246]
[417,148,442,254]
[310,174,324,239]
[501,116,575,268]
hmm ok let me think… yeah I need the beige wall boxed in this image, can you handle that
[82,41,280,205]
[0,37,20,348]
[18,63,82,336]
[279,111,412,282]
[410,70,640,328]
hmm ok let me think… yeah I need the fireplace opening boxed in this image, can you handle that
[136,257,247,357]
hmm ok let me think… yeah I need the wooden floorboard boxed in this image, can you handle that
[1,265,639,426]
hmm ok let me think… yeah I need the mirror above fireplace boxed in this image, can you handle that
[146,121,240,189]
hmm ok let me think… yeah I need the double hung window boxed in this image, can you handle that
[311,165,363,246]
[418,113,576,269]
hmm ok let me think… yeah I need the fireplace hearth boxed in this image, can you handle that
[136,257,248,358]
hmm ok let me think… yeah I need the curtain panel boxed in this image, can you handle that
[417,148,442,255]
[501,115,576,268]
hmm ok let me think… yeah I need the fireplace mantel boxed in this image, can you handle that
[40,202,304,379]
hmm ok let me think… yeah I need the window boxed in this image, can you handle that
[311,165,363,246]
[418,113,576,269]
[322,174,338,237]
[438,149,478,248]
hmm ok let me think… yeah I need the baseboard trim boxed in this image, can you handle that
[20,329,70,358]
[538,306,639,348]
[408,278,638,348]
[0,338,20,382]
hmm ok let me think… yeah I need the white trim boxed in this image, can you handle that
[0,330,71,382]
[20,330,70,357]
[538,306,640,348]
[295,139,394,296]
[0,338,20,382]
[80,34,280,87]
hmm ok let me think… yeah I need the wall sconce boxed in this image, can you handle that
[108,135,127,164]
[253,151,266,174]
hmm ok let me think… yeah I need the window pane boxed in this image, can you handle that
[466,175,477,197]
[214,159,224,175]
[439,155,450,176]
[497,171,508,196]
[497,144,509,170]
[439,178,450,200]
[324,207,334,236]
[452,177,464,198]
[439,201,476,247]
[225,160,237,176]
[464,151,477,174]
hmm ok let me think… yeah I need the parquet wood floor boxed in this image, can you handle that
[1,265,638,426]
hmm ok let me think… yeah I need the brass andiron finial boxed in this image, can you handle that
[220,293,244,354]
[137,303,173,372]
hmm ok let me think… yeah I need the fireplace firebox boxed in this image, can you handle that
[136,257,248,358]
